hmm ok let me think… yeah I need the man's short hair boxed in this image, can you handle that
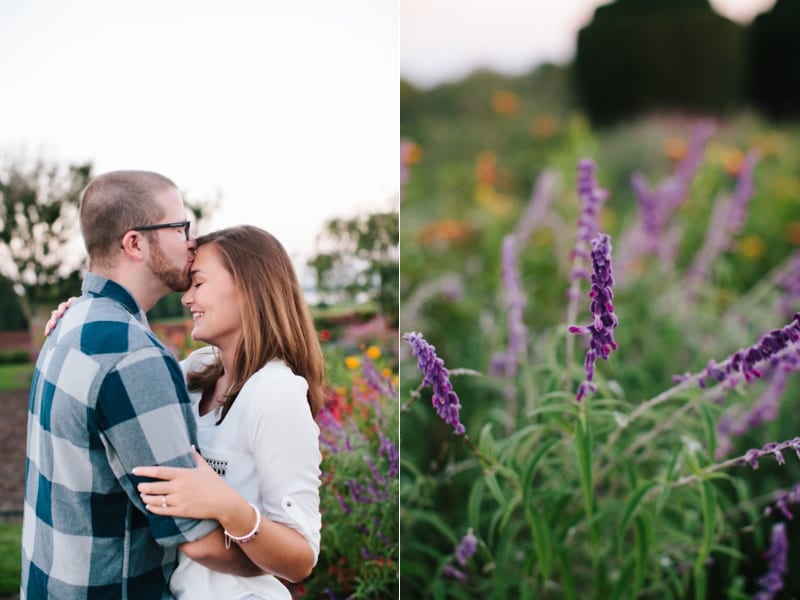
[80,170,178,267]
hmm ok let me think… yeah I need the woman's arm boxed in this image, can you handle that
[134,448,316,582]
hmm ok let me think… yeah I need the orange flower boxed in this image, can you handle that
[785,222,800,245]
[529,114,558,138]
[475,151,497,186]
[722,148,745,177]
[401,139,423,165]
[366,345,381,360]
[491,90,520,115]
[344,356,360,370]
[664,137,688,162]
[418,219,476,245]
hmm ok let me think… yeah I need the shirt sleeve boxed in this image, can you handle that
[245,370,322,562]
[94,345,218,547]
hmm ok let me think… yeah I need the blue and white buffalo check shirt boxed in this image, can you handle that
[21,273,217,599]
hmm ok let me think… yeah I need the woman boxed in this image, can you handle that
[132,225,325,599]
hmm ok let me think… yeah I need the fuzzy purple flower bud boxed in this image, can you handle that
[442,565,468,581]
[569,233,618,401]
[454,528,478,566]
[570,160,609,281]
[403,332,466,435]
[740,437,800,471]
[755,522,788,600]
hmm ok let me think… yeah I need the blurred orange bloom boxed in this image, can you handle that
[401,140,423,165]
[664,137,688,162]
[344,356,361,370]
[785,222,800,245]
[529,114,558,138]
[419,219,476,245]
[366,346,381,360]
[475,151,497,186]
[491,90,520,115]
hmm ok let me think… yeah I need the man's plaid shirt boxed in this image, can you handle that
[21,273,217,599]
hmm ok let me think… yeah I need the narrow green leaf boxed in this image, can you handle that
[699,404,716,463]
[633,515,649,598]
[467,478,485,531]
[524,502,552,579]
[478,422,497,460]
[485,472,507,507]
[522,438,558,500]
[620,481,658,535]
[410,510,458,547]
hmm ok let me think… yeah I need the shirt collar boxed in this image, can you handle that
[82,272,149,326]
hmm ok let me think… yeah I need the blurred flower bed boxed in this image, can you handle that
[401,78,800,598]
[155,322,399,599]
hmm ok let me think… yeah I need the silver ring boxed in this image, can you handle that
[161,495,168,508]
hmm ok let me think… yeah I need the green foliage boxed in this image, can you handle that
[0,160,92,313]
[401,74,800,596]
[0,522,21,595]
[308,210,399,325]
[0,363,33,392]
[288,344,399,598]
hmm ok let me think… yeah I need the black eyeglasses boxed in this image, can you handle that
[132,220,191,241]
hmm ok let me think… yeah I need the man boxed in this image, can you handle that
[21,171,259,598]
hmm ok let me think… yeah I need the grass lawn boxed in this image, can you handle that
[0,522,20,596]
[0,364,32,393]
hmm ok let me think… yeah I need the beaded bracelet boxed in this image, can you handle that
[224,502,261,549]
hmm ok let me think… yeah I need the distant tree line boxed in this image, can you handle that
[575,0,800,123]
[0,161,213,341]
[0,160,399,337]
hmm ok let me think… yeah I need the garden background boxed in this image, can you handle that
[0,188,399,599]
[401,0,800,597]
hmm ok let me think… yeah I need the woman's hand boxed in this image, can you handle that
[44,297,77,336]
[133,448,240,520]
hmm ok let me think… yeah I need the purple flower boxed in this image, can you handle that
[403,331,465,435]
[378,433,399,478]
[692,314,800,394]
[362,357,397,398]
[715,367,790,459]
[513,168,557,248]
[686,151,760,291]
[569,233,618,401]
[490,235,527,379]
[765,484,800,520]
[454,528,478,566]
[755,522,788,600]
[740,437,800,471]
[777,251,800,318]
[442,564,468,581]
[569,159,609,288]
[621,121,714,269]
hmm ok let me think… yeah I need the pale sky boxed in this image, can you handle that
[0,0,399,277]
[401,0,777,88]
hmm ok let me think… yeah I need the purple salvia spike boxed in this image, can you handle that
[755,522,788,600]
[569,233,618,401]
[403,332,466,435]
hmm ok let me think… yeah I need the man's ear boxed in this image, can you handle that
[120,230,146,259]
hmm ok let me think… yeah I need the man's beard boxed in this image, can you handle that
[147,236,192,292]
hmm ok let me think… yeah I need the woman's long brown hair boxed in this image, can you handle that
[186,225,326,420]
